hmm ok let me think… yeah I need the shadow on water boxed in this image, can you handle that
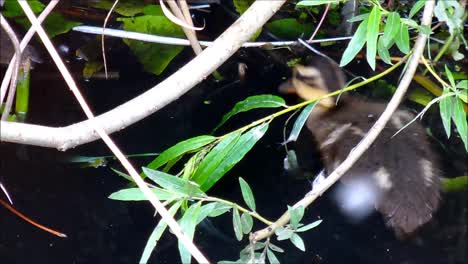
[1,30,467,264]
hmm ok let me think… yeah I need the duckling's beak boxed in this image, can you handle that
[279,65,335,108]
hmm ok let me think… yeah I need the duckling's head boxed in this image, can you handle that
[279,56,347,109]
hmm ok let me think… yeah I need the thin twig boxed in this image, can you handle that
[101,0,119,79]
[0,15,21,121]
[308,2,330,41]
[251,0,436,242]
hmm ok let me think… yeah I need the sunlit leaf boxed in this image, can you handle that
[439,88,453,138]
[146,135,216,171]
[286,102,318,143]
[409,0,426,18]
[108,187,184,201]
[194,124,269,191]
[2,0,44,17]
[16,12,82,39]
[382,12,400,47]
[233,208,243,241]
[297,219,323,232]
[395,24,410,54]
[452,97,468,151]
[377,37,392,65]
[241,213,253,234]
[142,168,204,197]
[340,18,368,67]
[239,177,256,211]
[213,95,285,133]
[400,18,419,29]
[290,233,306,251]
[178,202,202,264]
[140,201,182,263]
[366,6,381,70]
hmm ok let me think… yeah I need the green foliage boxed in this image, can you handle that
[286,101,318,143]
[265,19,313,39]
[90,0,147,16]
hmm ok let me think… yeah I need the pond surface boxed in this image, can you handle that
[1,5,467,264]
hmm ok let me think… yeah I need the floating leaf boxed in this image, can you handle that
[340,18,368,67]
[118,9,184,75]
[297,219,323,232]
[239,177,256,211]
[140,201,182,264]
[286,102,318,143]
[266,18,313,39]
[241,213,253,234]
[178,202,202,264]
[439,88,453,138]
[290,233,306,251]
[195,124,269,191]
[146,135,216,171]
[452,97,468,151]
[366,6,381,70]
[213,95,285,133]
[382,12,400,47]
[395,24,410,54]
[108,187,183,201]
[233,208,243,241]
[142,168,204,197]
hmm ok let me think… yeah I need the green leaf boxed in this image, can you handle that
[452,97,468,151]
[90,0,147,16]
[296,0,341,7]
[239,177,256,211]
[195,123,269,191]
[287,102,318,143]
[146,135,216,171]
[296,219,323,232]
[110,167,134,182]
[340,18,368,67]
[366,6,381,70]
[290,233,306,251]
[265,18,313,39]
[289,205,305,230]
[276,227,294,240]
[382,12,401,47]
[400,18,419,29]
[178,202,202,264]
[213,95,285,133]
[118,11,184,75]
[445,65,456,88]
[240,213,253,234]
[395,24,410,54]
[140,201,182,264]
[233,0,255,14]
[142,168,204,197]
[196,203,218,224]
[208,203,232,217]
[439,88,453,138]
[347,13,370,23]
[442,176,468,192]
[268,243,284,253]
[267,249,280,264]
[108,187,184,201]
[233,208,243,241]
[83,61,104,79]
[2,0,45,18]
[409,0,426,18]
[16,12,82,39]
[377,37,392,65]
[408,88,434,106]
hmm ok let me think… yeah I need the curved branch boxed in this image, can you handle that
[1,1,287,150]
[251,0,436,242]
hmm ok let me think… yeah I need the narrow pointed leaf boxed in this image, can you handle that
[377,36,392,65]
[409,0,426,18]
[140,201,182,264]
[239,177,256,211]
[108,187,183,201]
[241,213,253,234]
[213,95,285,133]
[439,88,453,138]
[289,205,305,229]
[366,6,381,70]
[196,123,269,191]
[233,208,243,241]
[146,135,216,171]
[286,102,318,143]
[296,219,323,232]
[444,65,456,88]
[452,97,468,151]
[142,168,204,197]
[382,12,400,47]
[290,233,306,251]
[340,18,368,67]
[395,24,410,54]
[267,249,280,264]
[178,202,202,264]
[208,203,232,217]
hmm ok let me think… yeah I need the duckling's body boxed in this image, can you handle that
[281,57,441,236]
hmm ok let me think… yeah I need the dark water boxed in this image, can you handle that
[1,9,467,264]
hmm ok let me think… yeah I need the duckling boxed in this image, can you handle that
[280,56,441,237]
